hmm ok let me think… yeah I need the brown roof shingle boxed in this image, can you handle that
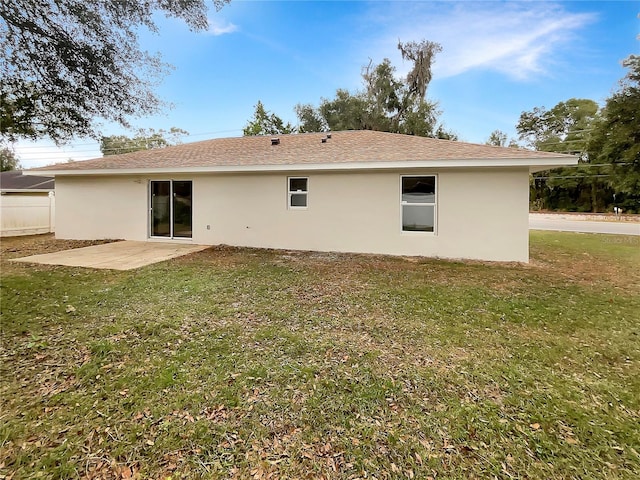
[33,130,574,172]
[0,170,55,190]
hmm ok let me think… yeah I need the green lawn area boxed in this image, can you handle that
[1,232,639,479]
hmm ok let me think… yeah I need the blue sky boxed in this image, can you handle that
[16,0,639,168]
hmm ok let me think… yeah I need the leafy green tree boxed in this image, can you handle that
[517,98,599,157]
[243,101,295,136]
[317,90,370,132]
[0,0,229,144]
[590,55,640,198]
[434,126,459,141]
[0,145,21,171]
[400,102,440,137]
[294,104,327,133]
[485,130,518,148]
[100,128,189,156]
[361,58,403,131]
[360,40,442,134]
[517,98,607,212]
[486,130,508,147]
[294,39,449,138]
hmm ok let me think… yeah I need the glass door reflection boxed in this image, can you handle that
[172,181,192,238]
[150,180,192,239]
[151,181,171,237]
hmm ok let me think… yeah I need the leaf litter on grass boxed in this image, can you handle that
[1,233,639,478]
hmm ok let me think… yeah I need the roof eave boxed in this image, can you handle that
[29,156,578,177]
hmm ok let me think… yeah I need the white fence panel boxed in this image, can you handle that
[0,193,55,237]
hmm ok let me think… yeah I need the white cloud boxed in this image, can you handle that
[207,18,238,36]
[363,2,597,81]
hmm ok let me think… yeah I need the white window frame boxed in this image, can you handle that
[400,175,437,234]
[288,176,308,209]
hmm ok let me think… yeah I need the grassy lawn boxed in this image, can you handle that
[1,232,639,479]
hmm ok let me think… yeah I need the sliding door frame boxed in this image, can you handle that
[149,180,192,240]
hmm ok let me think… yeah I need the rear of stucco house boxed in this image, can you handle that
[31,131,577,262]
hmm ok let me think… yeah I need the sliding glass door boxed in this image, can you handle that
[150,180,192,239]
[172,181,192,238]
[151,181,171,237]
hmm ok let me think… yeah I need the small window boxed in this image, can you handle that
[288,177,308,208]
[401,176,436,232]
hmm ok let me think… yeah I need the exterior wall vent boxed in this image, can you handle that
[271,138,280,146]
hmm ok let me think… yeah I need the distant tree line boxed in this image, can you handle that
[3,0,636,216]
[99,128,189,156]
[515,56,640,213]
[245,51,639,214]
[243,40,457,140]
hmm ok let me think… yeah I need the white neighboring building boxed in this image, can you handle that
[0,171,55,237]
[29,131,577,262]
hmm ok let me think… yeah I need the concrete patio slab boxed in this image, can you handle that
[10,241,210,270]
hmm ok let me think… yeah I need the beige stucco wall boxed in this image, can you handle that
[55,176,148,241]
[54,168,530,262]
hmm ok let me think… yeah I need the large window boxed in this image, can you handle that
[288,177,308,208]
[401,176,436,232]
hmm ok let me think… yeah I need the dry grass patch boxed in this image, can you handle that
[1,234,116,260]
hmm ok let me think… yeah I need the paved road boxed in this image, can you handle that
[529,214,640,236]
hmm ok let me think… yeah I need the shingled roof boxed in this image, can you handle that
[0,171,55,191]
[32,130,576,174]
